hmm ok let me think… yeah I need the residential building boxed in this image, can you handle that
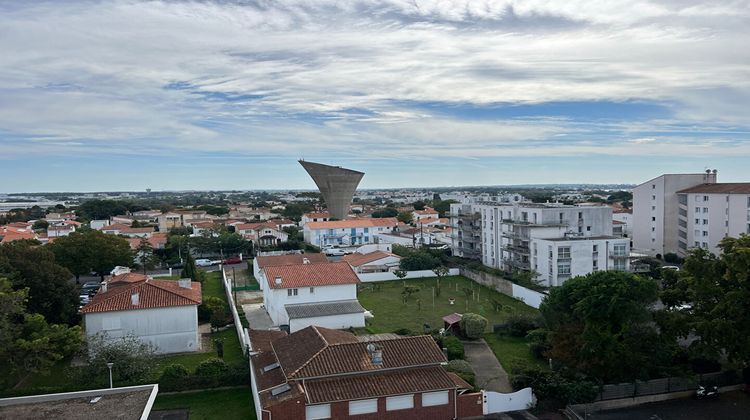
[0,224,37,243]
[236,222,290,247]
[127,232,168,250]
[676,182,750,256]
[259,261,365,332]
[632,170,717,256]
[46,224,76,238]
[450,203,482,259]
[301,211,330,227]
[413,207,439,221]
[479,202,629,287]
[81,277,201,354]
[342,250,401,273]
[101,224,154,238]
[253,253,330,286]
[157,210,209,232]
[612,209,632,238]
[303,218,398,247]
[248,326,481,420]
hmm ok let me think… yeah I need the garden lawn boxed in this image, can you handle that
[484,333,547,370]
[152,387,256,420]
[358,276,539,334]
[203,271,226,301]
[155,329,243,374]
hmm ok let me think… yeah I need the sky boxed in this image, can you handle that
[0,0,749,192]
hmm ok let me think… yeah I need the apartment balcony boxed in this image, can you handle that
[611,253,628,259]
[501,231,529,240]
[322,233,364,239]
[506,244,530,255]
[503,258,530,270]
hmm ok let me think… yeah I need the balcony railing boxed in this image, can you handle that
[503,258,530,270]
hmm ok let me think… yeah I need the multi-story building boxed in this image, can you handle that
[449,203,482,260]
[303,218,398,247]
[675,183,750,256]
[632,170,717,256]
[479,203,629,287]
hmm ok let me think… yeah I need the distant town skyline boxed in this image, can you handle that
[1,1,748,192]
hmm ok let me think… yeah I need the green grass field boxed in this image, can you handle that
[154,328,244,373]
[152,387,256,420]
[203,271,226,301]
[357,276,539,333]
[483,333,547,370]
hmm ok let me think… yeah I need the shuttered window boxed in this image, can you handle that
[349,398,378,415]
[422,391,449,407]
[305,404,330,419]
[386,395,413,411]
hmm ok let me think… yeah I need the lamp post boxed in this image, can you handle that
[106,362,114,388]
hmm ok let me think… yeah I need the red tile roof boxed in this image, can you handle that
[109,272,150,285]
[443,313,463,325]
[248,329,288,353]
[81,279,201,313]
[305,217,398,230]
[263,261,358,289]
[677,183,750,194]
[341,250,398,267]
[304,366,458,404]
[255,253,329,269]
[271,326,446,379]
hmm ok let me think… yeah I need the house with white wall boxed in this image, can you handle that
[303,218,398,247]
[342,250,401,273]
[253,253,330,288]
[81,278,202,354]
[260,261,365,332]
[236,222,289,247]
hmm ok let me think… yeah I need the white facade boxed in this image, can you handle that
[450,203,482,259]
[677,189,750,256]
[289,312,365,332]
[261,279,358,326]
[84,305,199,354]
[304,222,397,247]
[632,172,717,256]
[478,202,628,287]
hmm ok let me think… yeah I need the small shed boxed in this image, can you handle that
[443,313,463,335]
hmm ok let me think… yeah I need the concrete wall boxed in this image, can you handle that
[460,268,546,309]
[357,268,460,283]
[222,268,250,354]
[85,305,199,354]
[289,312,365,332]
[483,388,535,414]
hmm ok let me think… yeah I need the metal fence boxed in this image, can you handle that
[594,370,743,401]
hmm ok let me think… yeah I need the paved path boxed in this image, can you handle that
[463,339,513,393]
[242,303,274,330]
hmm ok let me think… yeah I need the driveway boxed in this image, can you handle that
[463,339,513,393]
[242,303,274,330]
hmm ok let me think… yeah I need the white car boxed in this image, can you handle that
[195,259,213,267]
[325,248,347,256]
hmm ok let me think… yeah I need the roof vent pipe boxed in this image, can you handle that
[131,292,139,305]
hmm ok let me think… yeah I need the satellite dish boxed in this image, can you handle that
[366,343,375,352]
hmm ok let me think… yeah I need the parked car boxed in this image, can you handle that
[81,282,101,297]
[325,248,347,256]
[662,266,680,272]
[195,259,213,267]
[223,256,243,265]
[79,294,91,305]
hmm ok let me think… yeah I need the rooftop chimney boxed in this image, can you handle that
[303,257,310,264]
[131,292,139,305]
[178,278,192,289]
[274,277,282,286]
[366,343,383,366]
[101,282,108,293]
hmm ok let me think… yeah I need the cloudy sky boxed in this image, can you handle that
[1,0,749,192]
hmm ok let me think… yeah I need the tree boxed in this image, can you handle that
[412,201,426,210]
[401,285,420,302]
[460,313,488,339]
[399,251,440,271]
[397,211,413,224]
[32,219,49,231]
[432,266,449,297]
[432,200,458,217]
[76,333,156,386]
[50,230,133,281]
[540,271,672,383]
[0,241,79,325]
[181,253,200,281]
[134,238,157,274]
[0,278,82,388]
[371,208,399,218]
[662,235,750,367]
[77,199,129,220]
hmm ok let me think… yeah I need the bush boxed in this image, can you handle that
[399,252,441,271]
[460,313,488,340]
[664,253,684,264]
[526,329,551,360]
[158,364,249,392]
[195,358,229,376]
[441,335,464,360]
[392,328,414,336]
[510,363,597,409]
[505,314,540,337]
[446,359,475,387]
[75,333,157,387]
[160,364,189,380]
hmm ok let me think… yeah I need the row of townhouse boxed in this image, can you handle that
[303,218,399,247]
[633,170,750,257]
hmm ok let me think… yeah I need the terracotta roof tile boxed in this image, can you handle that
[248,329,288,352]
[81,279,201,313]
[677,183,750,194]
[341,251,398,267]
[255,253,329,269]
[304,366,457,404]
[263,261,359,289]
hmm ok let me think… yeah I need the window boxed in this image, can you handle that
[287,288,298,297]
[578,212,583,219]
[306,404,331,420]
[702,242,708,248]
[695,218,700,224]
[651,227,655,232]
[349,399,378,415]
[558,262,571,276]
[652,216,656,221]
[558,246,571,259]
[592,259,598,268]
[703,195,709,201]
[593,244,598,252]
[652,184,656,189]
[652,195,656,200]
[703,219,708,225]
[309,287,314,294]
[364,227,369,233]
[695,241,700,247]
[694,229,700,237]
[586,226,591,231]
[422,391,449,407]
[703,207,708,213]
[695,207,701,213]
[386,395,414,411]
[613,243,627,256]
[613,259,626,270]
[548,246,553,259]
[651,206,656,210]
[703,231,708,237]
[559,212,564,222]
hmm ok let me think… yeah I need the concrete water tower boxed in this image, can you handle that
[299,160,364,220]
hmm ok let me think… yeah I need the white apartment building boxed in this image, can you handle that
[675,183,750,257]
[479,203,629,287]
[303,218,398,247]
[632,171,717,256]
[450,203,482,260]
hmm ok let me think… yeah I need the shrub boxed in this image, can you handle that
[460,313,488,340]
[195,358,229,376]
[505,314,540,337]
[526,329,551,360]
[160,364,189,380]
[198,296,226,323]
[510,363,597,409]
[392,328,414,336]
[446,359,475,387]
[663,253,683,264]
[441,335,464,360]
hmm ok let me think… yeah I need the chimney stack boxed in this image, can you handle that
[178,278,192,289]
[303,257,310,264]
[131,292,139,305]
[101,282,108,293]
[275,277,282,286]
